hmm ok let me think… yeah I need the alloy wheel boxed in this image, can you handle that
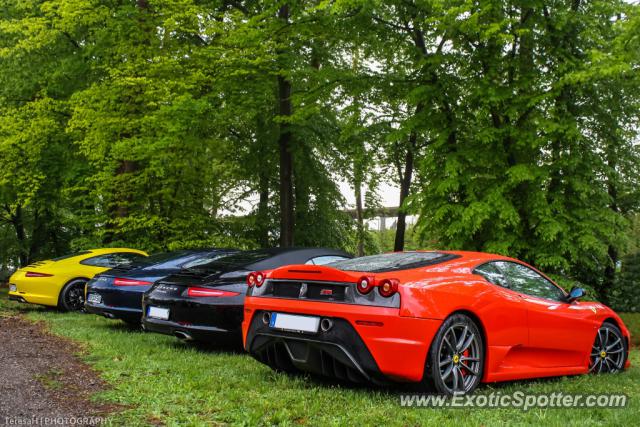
[589,324,626,374]
[63,282,86,311]
[435,318,483,394]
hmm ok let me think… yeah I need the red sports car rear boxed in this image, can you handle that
[243,251,631,394]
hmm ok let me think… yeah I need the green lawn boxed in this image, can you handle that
[620,312,640,347]
[1,287,638,426]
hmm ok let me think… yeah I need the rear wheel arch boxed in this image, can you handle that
[452,309,488,351]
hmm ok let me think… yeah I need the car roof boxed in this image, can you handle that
[86,248,148,256]
[191,247,353,274]
[327,250,519,275]
[249,247,352,267]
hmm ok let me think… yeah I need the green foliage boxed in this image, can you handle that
[398,0,640,295]
[0,0,90,264]
[0,0,639,300]
[609,252,640,312]
[547,274,600,303]
[370,224,426,254]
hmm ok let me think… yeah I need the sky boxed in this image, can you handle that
[338,180,399,209]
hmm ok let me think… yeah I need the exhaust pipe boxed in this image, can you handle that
[174,331,194,341]
[262,312,271,325]
[103,313,116,319]
[320,318,333,332]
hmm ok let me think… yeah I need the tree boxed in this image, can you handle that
[0,0,91,265]
[408,0,639,296]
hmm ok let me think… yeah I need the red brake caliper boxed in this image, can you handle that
[460,349,470,377]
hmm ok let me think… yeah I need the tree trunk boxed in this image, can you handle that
[603,141,620,304]
[392,22,430,252]
[354,178,365,256]
[10,205,28,266]
[351,49,365,256]
[115,159,137,219]
[257,170,270,247]
[393,131,416,252]
[393,103,422,252]
[277,4,294,247]
[106,0,149,242]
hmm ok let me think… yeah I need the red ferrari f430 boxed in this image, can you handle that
[242,251,631,394]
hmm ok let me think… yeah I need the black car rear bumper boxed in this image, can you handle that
[142,316,241,343]
[85,302,142,324]
[141,293,245,343]
[245,311,387,385]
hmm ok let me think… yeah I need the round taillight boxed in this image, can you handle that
[378,279,399,297]
[357,276,375,295]
[247,272,257,287]
[247,271,267,287]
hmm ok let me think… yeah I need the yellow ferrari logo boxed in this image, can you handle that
[591,307,597,314]
[452,354,460,364]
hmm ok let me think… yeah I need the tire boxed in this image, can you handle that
[589,322,627,374]
[426,313,484,395]
[58,279,88,312]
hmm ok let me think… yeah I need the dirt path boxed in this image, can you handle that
[0,314,116,425]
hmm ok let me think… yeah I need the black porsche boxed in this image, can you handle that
[85,249,236,324]
[141,247,352,343]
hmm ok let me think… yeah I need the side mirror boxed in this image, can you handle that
[567,287,586,303]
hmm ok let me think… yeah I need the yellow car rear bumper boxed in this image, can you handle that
[8,276,60,307]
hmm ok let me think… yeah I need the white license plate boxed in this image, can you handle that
[269,312,320,333]
[147,306,170,320]
[9,284,17,292]
[87,293,102,304]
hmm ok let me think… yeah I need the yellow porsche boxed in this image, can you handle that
[8,248,148,311]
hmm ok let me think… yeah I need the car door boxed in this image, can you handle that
[494,261,595,367]
[473,262,529,348]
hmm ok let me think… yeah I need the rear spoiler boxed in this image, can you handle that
[268,264,361,283]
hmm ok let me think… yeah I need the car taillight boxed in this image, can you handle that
[247,272,256,287]
[378,279,399,297]
[356,276,375,295]
[187,287,240,297]
[247,271,266,288]
[25,272,53,278]
[114,278,152,286]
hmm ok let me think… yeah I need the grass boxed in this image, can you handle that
[1,287,639,426]
[619,313,640,346]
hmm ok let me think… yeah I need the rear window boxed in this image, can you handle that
[180,251,239,269]
[328,252,456,273]
[142,251,191,265]
[80,252,146,268]
[194,250,273,270]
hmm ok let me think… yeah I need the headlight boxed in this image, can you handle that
[9,284,17,292]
